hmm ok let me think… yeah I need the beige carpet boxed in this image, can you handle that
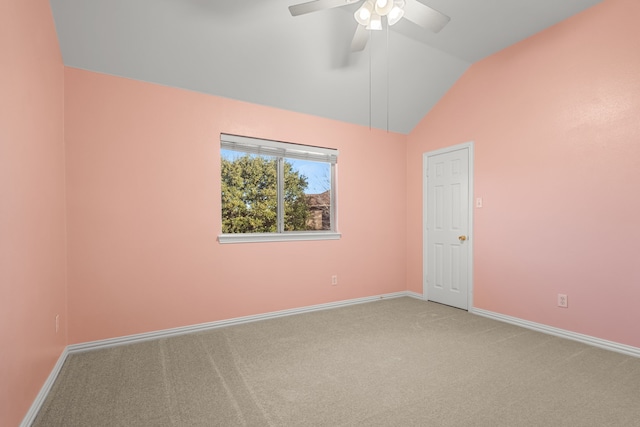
[33,297,640,426]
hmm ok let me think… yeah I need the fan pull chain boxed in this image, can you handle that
[386,22,390,133]
[368,29,372,131]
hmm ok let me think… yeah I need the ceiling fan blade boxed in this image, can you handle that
[351,24,369,52]
[288,0,352,17]
[402,0,450,33]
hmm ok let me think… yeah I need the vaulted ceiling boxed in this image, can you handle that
[50,0,602,134]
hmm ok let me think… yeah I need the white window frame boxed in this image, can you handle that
[218,134,341,244]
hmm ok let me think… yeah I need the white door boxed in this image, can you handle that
[424,143,473,310]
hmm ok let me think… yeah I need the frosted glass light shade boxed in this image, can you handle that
[354,1,374,26]
[387,5,404,25]
[374,0,393,16]
[366,13,382,30]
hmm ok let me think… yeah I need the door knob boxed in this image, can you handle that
[458,235,467,241]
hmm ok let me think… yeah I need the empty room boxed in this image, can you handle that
[2,0,639,425]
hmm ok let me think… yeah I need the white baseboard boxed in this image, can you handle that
[471,307,640,358]
[404,293,639,358]
[20,346,69,427]
[67,291,410,354]
[406,291,425,300]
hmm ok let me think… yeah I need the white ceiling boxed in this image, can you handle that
[49,0,603,134]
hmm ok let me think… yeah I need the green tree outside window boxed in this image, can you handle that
[221,154,310,233]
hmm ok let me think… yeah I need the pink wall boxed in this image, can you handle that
[407,0,640,347]
[65,68,407,344]
[0,1,67,425]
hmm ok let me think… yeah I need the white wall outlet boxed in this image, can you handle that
[476,197,483,208]
[557,294,568,308]
[55,314,59,333]
[331,275,338,286]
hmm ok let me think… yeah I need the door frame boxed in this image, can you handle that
[422,141,475,310]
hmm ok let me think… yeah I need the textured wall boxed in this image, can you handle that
[0,1,67,425]
[407,0,640,347]
[64,68,407,344]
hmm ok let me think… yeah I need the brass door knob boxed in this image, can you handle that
[459,235,467,241]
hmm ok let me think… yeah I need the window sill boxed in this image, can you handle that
[218,232,341,244]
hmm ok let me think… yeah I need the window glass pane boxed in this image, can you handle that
[286,159,332,231]
[221,149,277,233]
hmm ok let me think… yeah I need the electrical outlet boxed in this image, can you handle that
[331,275,338,286]
[557,294,568,308]
[55,315,59,333]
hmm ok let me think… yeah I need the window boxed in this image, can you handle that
[219,134,340,243]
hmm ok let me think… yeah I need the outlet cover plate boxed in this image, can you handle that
[557,294,568,308]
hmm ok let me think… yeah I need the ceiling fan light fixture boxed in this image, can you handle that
[354,1,374,26]
[374,0,394,16]
[366,13,382,30]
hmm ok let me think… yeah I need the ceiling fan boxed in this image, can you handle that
[288,0,450,52]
